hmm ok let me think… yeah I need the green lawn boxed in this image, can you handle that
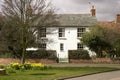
[0,67,118,80]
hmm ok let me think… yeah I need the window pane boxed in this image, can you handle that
[59,33,62,37]
[78,28,85,32]
[40,28,46,37]
[59,28,63,32]
[77,33,83,37]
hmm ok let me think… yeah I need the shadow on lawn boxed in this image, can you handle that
[30,73,56,76]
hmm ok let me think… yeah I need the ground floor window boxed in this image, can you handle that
[77,43,84,49]
[39,43,46,50]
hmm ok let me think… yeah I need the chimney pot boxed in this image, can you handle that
[116,14,120,23]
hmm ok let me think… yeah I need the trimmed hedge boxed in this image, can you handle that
[69,50,91,60]
[26,50,57,60]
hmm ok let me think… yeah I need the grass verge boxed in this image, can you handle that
[0,67,119,80]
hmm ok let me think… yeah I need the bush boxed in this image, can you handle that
[23,62,32,70]
[26,50,57,60]
[0,52,14,58]
[6,66,16,74]
[69,50,91,60]
[0,65,5,69]
[0,50,57,59]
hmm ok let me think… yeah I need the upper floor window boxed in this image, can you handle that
[77,43,84,50]
[59,28,65,37]
[40,28,46,37]
[77,28,86,37]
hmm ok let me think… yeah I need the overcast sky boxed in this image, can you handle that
[52,0,120,21]
[0,0,120,21]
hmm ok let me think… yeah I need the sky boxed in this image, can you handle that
[0,0,120,21]
[51,0,120,21]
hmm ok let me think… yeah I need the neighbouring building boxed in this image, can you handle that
[99,14,120,28]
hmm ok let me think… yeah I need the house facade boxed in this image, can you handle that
[41,7,97,62]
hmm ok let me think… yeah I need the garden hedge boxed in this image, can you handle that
[26,50,57,60]
[68,50,91,60]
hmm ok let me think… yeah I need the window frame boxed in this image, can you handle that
[59,28,65,38]
[77,43,84,50]
[40,28,46,37]
[77,27,86,37]
[39,43,46,50]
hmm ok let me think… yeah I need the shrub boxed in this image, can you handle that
[6,66,16,74]
[23,62,32,70]
[69,50,91,60]
[0,65,5,69]
[0,52,14,58]
[26,50,57,60]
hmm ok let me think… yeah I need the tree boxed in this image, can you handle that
[106,25,120,57]
[1,0,58,64]
[81,25,112,58]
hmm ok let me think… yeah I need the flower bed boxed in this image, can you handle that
[10,62,48,70]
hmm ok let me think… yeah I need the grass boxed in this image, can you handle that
[0,67,119,80]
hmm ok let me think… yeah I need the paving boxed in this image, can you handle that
[65,70,120,80]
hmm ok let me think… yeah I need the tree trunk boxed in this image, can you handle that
[21,48,25,64]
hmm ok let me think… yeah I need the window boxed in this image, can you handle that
[60,43,64,51]
[40,28,46,37]
[39,43,46,50]
[59,28,65,37]
[77,43,84,49]
[77,28,86,37]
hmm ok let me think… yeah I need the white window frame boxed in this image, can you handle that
[40,28,46,37]
[77,43,84,50]
[59,28,65,38]
[77,27,86,37]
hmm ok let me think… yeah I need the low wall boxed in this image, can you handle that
[0,58,56,65]
[0,58,119,65]
[70,58,120,64]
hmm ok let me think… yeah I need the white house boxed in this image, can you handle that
[28,6,97,62]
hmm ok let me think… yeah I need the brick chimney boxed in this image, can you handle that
[90,5,96,16]
[116,14,120,23]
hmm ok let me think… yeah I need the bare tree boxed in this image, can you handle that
[1,0,58,64]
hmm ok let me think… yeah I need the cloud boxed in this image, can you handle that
[52,0,120,21]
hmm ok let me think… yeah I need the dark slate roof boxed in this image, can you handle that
[57,14,97,27]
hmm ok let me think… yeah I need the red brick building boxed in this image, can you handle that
[99,14,120,29]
